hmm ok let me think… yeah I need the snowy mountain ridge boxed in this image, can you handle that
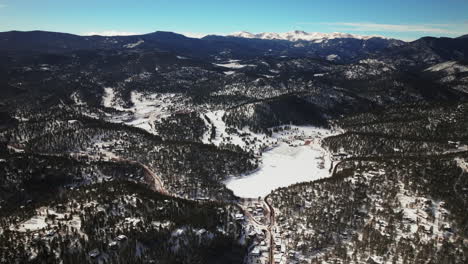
[228,30,387,42]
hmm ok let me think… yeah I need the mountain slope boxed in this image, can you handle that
[376,36,468,67]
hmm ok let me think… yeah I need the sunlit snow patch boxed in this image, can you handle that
[214,59,256,69]
[102,87,125,110]
[326,54,339,61]
[124,40,144,48]
[16,215,48,232]
[102,87,115,108]
[425,61,468,74]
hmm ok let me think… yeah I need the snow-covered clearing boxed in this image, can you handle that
[456,158,468,172]
[214,59,256,69]
[13,207,81,232]
[124,40,144,48]
[202,110,277,154]
[203,110,229,145]
[426,61,468,73]
[225,126,335,198]
[102,87,118,109]
[125,92,164,132]
[326,54,339,61]
[203,110,273,153]
[16,215,48,232]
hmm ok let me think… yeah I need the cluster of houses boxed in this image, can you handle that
[331,148,351,161]
[273,232,287,264]
[238,199,301,264]
[246,227,270,264]
[247,202,266,222]
[243,200,298,264]
[237,201,270,264]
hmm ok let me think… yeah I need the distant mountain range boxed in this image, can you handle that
[0,30,403,63]
[228,30,386,42]
[1,30,467,65]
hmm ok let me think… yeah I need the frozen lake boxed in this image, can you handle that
[224,126,334,198]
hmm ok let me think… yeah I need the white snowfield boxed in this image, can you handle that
[225,126,335,198]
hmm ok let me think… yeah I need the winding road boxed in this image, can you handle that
[264,196,276,264]
[11,144,169,196]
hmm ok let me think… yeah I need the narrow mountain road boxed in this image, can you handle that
[141,163,166,194]
[84,154,168,195]
[237,198,276,264]
[68,151,168,194]
[113,157,167,194]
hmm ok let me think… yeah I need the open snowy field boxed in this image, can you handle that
[101,88,191,133]
[225,126,335,198]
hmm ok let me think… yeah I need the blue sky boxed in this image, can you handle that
[0,0,467,40]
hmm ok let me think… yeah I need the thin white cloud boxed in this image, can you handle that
[0,4,6,8]
[82,30,141,36]
[314,22,467,35]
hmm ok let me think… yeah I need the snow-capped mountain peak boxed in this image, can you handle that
[229,31,257,39]
[228,30,385,42]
